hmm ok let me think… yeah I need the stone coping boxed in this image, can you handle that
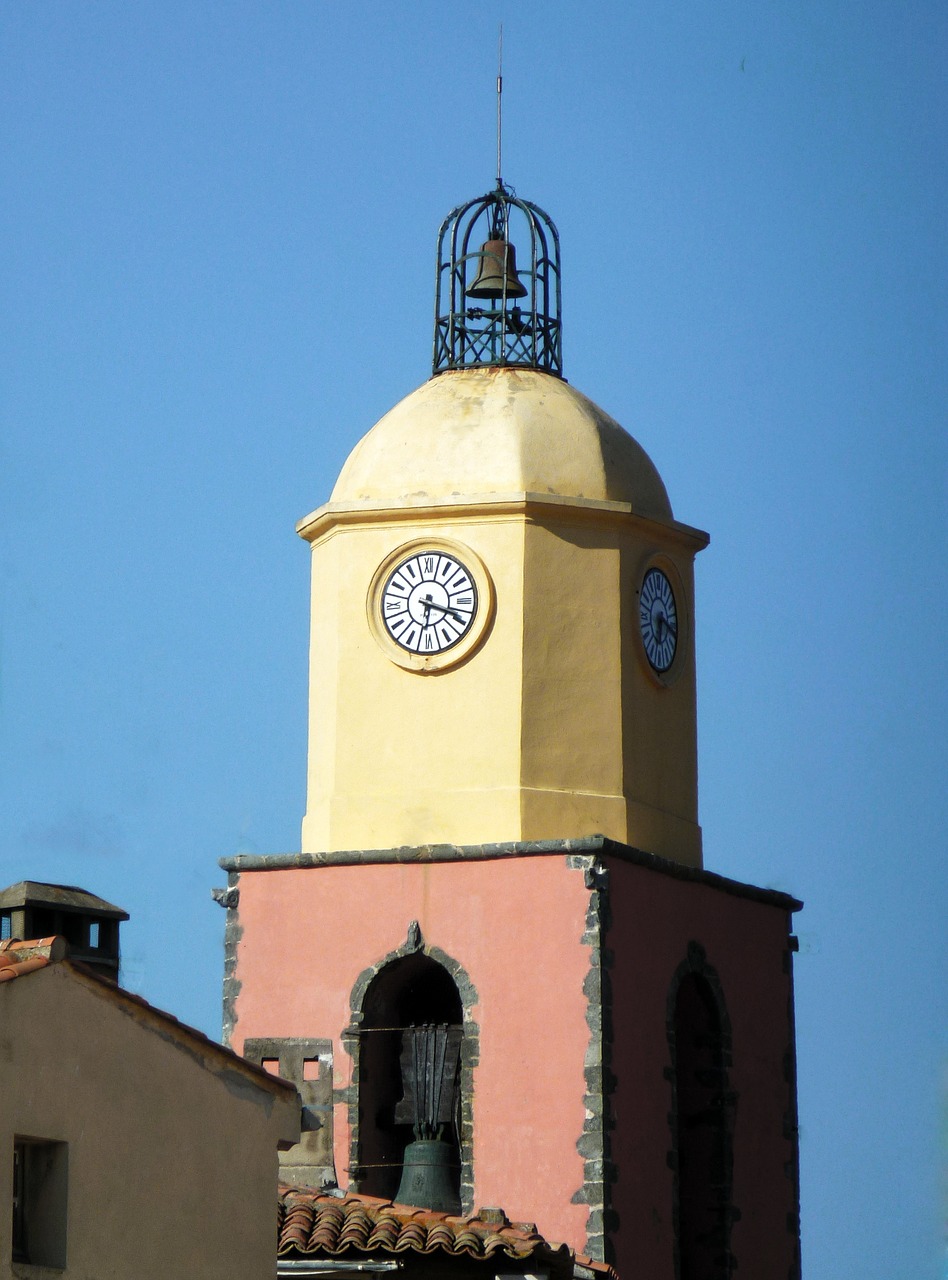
[219,836,802,913]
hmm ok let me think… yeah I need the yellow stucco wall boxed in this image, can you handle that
[301,508,525,851]
[0,963,298,1280]
[298,369,708,866]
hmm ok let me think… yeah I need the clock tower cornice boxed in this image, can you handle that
[296,491,710,552]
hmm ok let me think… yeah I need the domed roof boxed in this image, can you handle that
[330,367,673,520]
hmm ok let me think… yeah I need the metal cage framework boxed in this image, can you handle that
[433,184,563,377]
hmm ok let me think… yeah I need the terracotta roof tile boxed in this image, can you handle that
[276,1187,615,1280]
[423,1221,455,1249]
[0,936,67,981]
[366,1215,401,1250]
[281,1201,316,1251]
[338,1205,373,1248]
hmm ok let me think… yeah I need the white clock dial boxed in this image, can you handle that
[639,567,678,672]
[381,550,478,655]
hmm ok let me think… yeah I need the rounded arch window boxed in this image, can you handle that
[670,965,735,1280]
[357,954,463,1205]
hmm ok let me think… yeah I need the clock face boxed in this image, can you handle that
[639,567,678,672]
[381,550,478,655]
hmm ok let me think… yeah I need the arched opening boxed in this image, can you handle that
[357,953,463,1205]
[671,967,734,1280]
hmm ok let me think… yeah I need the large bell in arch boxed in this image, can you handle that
[393,1023,462,1214]
[466,237,527,300]
[395,1136,459,1214]
[355,953,464,1209]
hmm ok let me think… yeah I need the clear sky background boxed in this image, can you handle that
[1,3,944,1276]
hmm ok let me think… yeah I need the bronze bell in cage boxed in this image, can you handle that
[466,237,527,300]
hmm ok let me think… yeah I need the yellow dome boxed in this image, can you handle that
[331,367,673,520]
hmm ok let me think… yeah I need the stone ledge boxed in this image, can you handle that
[218,836,802,912]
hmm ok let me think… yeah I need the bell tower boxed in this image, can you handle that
[298,184,708,867]
[221,180,801,1280]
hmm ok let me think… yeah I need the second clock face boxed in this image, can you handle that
[639,567,678,672]
[381,550,478,655]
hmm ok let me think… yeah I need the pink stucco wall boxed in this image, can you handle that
[232,856,595,1251]
[605,858,798,1280]
[231,851,799,1275]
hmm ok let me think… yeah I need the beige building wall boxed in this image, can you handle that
[0,961,299,1280]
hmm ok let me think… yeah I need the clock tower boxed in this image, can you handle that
[298,187,708,866]
[220,182,802,1280]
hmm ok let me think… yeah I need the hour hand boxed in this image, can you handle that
[422,594,465,623]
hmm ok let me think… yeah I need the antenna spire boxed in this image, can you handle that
[496,24,503,188]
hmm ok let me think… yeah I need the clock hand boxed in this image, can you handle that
[422,594,466,623]
[654,613,677,642]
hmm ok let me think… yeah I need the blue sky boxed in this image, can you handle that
[1,4,944,1276]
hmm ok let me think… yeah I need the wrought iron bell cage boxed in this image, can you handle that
[433,184,563,377]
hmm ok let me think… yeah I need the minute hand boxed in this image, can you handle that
[422,595,467,623]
